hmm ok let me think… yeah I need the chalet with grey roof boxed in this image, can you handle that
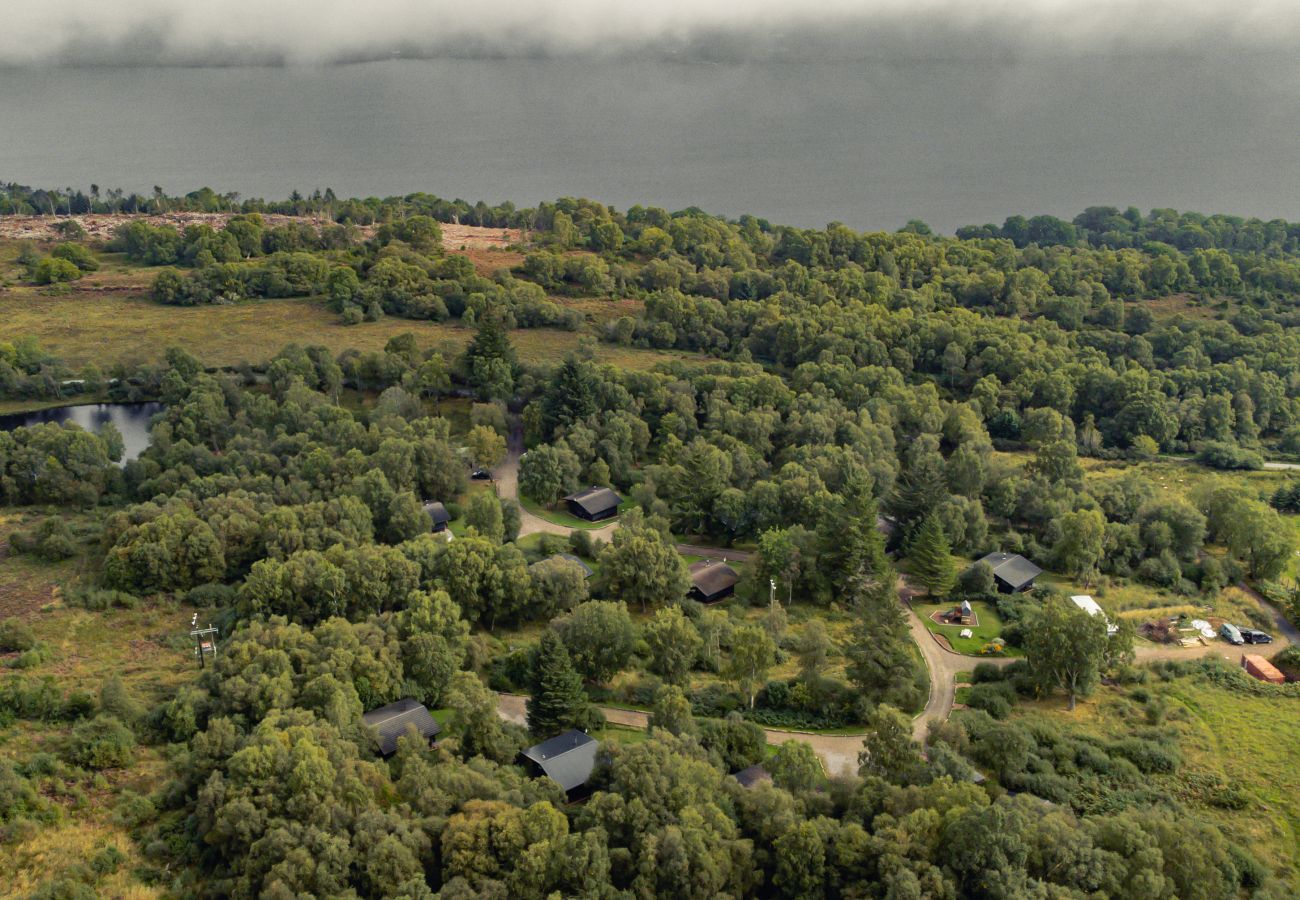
[423,501,452,533]
[363,698,441,758]
[733,764,772,788]
[976,551,1042,593]
[688,559,739,604]
[563,486,622,522]
[519,729,599,799]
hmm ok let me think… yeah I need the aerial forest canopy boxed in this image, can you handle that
[2,184,1300,898]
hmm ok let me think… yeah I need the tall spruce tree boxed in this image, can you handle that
[462,312,516,373]
[541,356,601,437]
[888,435,948,530]
[833,485,925,711]
[909,514,956,597]
[461,313,518,401]
[527,629,594,737]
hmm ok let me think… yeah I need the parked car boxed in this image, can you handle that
[1240,628,1273,645]
[471,468,492,481]
[1219,623,1244,645]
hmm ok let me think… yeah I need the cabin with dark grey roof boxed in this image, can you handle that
[534,552,594,579]
[976,552,1042,593]
[562,487,622,522]
[423,501,452,533]
[733,764,772,789]
[688,559,739,604]
[519,729,599,800]
[363,698,441,757]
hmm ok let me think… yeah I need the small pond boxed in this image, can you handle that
[0,401,165,463]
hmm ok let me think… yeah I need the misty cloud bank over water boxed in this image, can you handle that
[4,0,1300,67]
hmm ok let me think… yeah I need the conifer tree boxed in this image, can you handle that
[888,435,949,529]
[839,490,924,711]
[527,629,594,737]
[909,513,956,598]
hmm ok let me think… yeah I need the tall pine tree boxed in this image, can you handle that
[527,630,596,737]
[908,514,956,598]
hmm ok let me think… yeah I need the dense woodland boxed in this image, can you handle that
[3,187,1300,897]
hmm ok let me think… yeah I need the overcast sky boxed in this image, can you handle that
[4,1,1299,66]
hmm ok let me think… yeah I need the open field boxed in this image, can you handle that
[0,288,679,372]
[1,507,197,898]
[0,232,682,375]
[1018,675,1300,881]
[0,214,524,247]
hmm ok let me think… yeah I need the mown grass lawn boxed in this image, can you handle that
[913,600,1021,657]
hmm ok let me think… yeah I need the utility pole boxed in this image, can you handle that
[190,614,219,669]
[769,578,777,607]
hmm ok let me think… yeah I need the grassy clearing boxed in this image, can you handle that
[1,806,164,899]
[913,600,1020,657]
[1019,675,1300,880]
[592,723,648,746]
[1081,454,1290,506]
[0,506,199,898]
[1164,680,1300,878]
[0,238,700,374]
[0,508,103,618]
[0,288,683,372]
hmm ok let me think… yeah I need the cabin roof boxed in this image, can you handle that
[362,698,441,757]
[423,501,451,525]
[977,552,1042,589]
[689,559,739,599]
[1070,594,1103,617]
[733,764,772,788]
[562,486,622,517]
[520,729,599,792]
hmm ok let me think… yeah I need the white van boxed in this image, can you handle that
[1219,623,1244,645]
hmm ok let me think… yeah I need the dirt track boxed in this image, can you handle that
[494,421,752,562]
[495,693,867,776]
[496,574,1296,777]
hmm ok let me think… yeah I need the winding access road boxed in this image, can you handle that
[496,575,1293,776]
[493,428,1298,774]
[493,576,970,777]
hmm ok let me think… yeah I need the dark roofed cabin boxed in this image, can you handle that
[976,552,1042,593]
[519,729,599,801]
[363,698,441,758]
[688,559,739,604]
[423,501,452,533]
[562,486,622,522]
[536,552,594,579]
[733,764,772,788]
